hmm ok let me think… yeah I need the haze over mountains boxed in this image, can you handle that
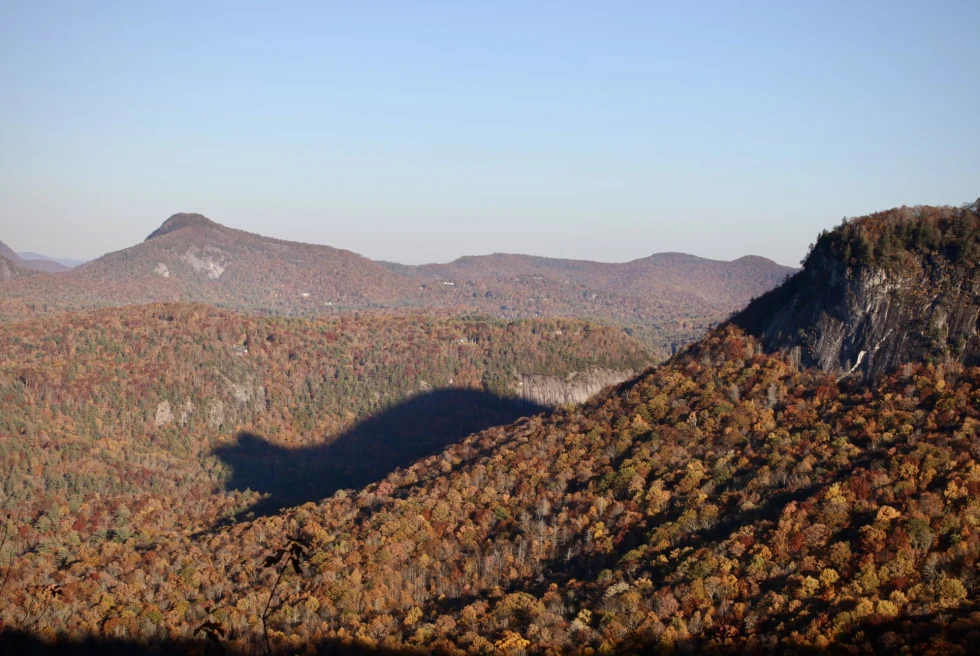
[0,239,72,273]
[15,252,86,269]
[4,201,980,654]
[0,213,794,356]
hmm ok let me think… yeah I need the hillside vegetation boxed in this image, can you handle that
[809,199,980,271]
[0,304,651,560]
[0,202,980,655]
[4,203,980,654]
[0,240,70,273]
[5,324,980,654]
[0,214,794,356]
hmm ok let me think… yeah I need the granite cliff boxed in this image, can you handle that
[734,200,980,380]
[519,367,637,406]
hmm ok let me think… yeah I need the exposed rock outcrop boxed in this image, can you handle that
[0,253,33,281]
[520,368,635,406]
[0,256,19,281]
[181,246,229,279]
[733,203,980,380]
[154,401,175,426]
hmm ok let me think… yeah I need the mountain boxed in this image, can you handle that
[0,213,426,325]
[735,199,980,379]
[3,201,980,654]
[0,239,69,273]
[399,251,791,307]
[16,251,87,268]
[384,251,794,351]
[0,253,30,281]
[88,212,422,307]
[0,213,794,356]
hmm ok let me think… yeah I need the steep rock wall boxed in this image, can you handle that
[0,255,30,281]
[733,249,980,380]
[520,368,636,406]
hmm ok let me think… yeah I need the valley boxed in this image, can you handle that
[2,201,980,654]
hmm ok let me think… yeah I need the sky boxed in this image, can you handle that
[1,1,978,267]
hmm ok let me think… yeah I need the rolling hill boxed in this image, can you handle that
[0,213,794,356]
[16,252,87,269]
[2,201,980,654]
[0,239,69,273]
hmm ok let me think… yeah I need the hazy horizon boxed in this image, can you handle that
[2,1,978,267]
[5,210,809,268]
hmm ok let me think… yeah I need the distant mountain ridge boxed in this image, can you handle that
[16,251,86,268]
[398,250,793,306]
[0,239,70,272]
[0,213,795,355]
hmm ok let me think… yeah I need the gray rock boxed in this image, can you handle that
[520,368,635,406]
[733,248,980,380]
[154,401,174,426]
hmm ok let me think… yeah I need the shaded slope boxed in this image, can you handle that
[215,389,548,516]
[0,302,652,548]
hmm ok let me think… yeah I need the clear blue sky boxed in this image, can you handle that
[1,1,977,266]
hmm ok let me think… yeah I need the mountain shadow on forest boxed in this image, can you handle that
[213,388,548,518]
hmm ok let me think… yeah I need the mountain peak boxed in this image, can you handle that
[145,213,219,241]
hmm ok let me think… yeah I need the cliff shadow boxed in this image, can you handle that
[213,388,548,518]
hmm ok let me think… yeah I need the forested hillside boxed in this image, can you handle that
[6,324,980,654]
[0,213,793,356]
[4,203,979,654]
[0,304,651,570]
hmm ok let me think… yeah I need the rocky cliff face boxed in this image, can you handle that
[733,207,980,380]
[520,368,636,406]
[0,255,30,281]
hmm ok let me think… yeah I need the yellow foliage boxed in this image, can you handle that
[404,606,423,627]
[494,630,531,653]
[824,483,848,504]
[945,481,967,501]
[936,576,968,607]
[875,505,902,522]
[819,568,839,588]
[854,598,874,618]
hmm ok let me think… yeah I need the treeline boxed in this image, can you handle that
[807,200,980,270]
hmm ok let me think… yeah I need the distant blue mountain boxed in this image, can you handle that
[17,252,87,269]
